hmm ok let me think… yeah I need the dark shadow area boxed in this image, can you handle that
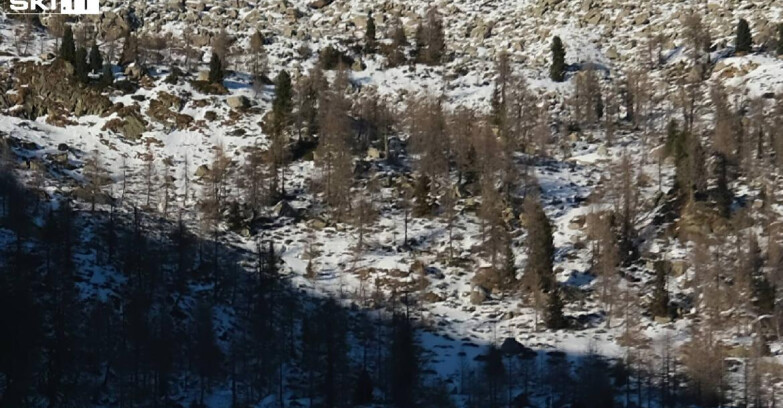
[0,151,716,408]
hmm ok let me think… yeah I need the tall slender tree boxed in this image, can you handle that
[208,52,224,84]
[89,43,103,74]
[550,36,566,82]
[364,12,377,54]
[60,25,75,63]
[736,18,753,54]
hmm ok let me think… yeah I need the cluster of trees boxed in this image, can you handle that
[59,25,113,86]
[360,7,446,67]
[0,151,449,407]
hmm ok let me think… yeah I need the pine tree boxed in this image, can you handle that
[364,12,376,54]
[550,36,566,82]
[484,346,506,405]
[100,63,113,87]
[545,287,566,329]
[353,369,374,405]
[194,301,222,406]
[736,18,753,54]
[74,47,89,83]
[88,43,102,74]
[778,23,783,56]
[270,70,293,196]
[60,25,75,63]
[523,193,555,292]
[390,314,418,407]
[423,8,446,65]
[650,261,670,318]
[208,52,224,84]
[412,174,432,217]
[714,153,732,217]
[272,70,293,133]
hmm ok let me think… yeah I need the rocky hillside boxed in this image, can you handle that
[2,0,783,407]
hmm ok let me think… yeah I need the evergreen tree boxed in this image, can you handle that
[100,63,114,88]
[208,52,224,84]
[270,70,293,196]
[364,12,376,54]
[736,18,753,54]
[484,346,506,405]
[74,47,89,83]
[390,315,418,407]
[650,261,670,318]
[194,301,222,406]
[60,25,75,63]
[714,153,732,217]
[550,36,566,82]
[424,8,446,65]
[545,287,567,329]
[754,275,776,314]
[412,174,432,217]
[88,43,102,74]
[272,70,293,134]
[353,369,374,405]
[778,23,783,56]
[523,193,555,292]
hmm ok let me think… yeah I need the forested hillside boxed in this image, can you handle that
[2,0,783,407]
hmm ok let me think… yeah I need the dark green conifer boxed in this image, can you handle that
[60,25,75,63]
[89,44,103,74]
[208,52,224,84]
[736,18,753,54]
[550,36,566,82]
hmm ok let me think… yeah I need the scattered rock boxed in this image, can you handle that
[307,217,328,229]
[272,200,299,218]
[227,95,250,109]
[195,164,210,178]
[470,286,488,305]
[309,0,334,9]
[421,292,444,303]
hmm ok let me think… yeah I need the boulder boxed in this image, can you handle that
[195,164,210,178]
[124,64,146,80]
[654,315,673,324]
[307,217,328,229]
[351,59,366,72]
[470,286,488,305]
[470,21,493,39]
[50,152,68,164]
[606,45,619,60]
[309,0,334,9]
[352,14,368,29]
[102,104,147,140]
[421,291,444,303]
[227,95,250,109]
[272,200,299,218]
[197,70,210,81]
[367,147,381,159]
[670,260,688,276]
